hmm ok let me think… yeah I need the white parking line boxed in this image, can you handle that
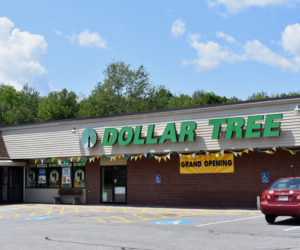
[196,215,263,227]
[284,226,300,232]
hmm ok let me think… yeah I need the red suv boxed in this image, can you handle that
[260,177,300,224]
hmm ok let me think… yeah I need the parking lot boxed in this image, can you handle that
[0,204,300,250]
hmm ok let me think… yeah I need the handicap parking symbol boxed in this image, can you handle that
[151,220,195,225]
[262,172,269,183]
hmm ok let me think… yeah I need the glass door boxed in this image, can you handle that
[101,166,127,204]
[9,167,23,203]
[0,167,23,203]
[0,167,8,203]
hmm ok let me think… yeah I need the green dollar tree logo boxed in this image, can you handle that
[81,128,98,148]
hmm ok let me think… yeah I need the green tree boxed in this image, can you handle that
[78,62,154,117]
[247,91,270,100]
[37,89,79,121]
[0,84,39,125]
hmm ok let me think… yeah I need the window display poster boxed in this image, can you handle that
[38,168,46,184]
[74,169,85,188]
[62,167,71,184]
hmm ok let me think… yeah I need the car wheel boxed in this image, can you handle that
[265,214,277,224]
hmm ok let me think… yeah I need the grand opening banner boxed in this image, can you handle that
[180,154,234,174]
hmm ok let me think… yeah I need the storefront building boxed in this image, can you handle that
[1,96,300,207]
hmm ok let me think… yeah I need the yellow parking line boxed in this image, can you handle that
[123,208,127,212]
[96,217,105,222]
[106,207,111,212]
[14,214,20,218]
[225,211,232,215]
[112,216,132,223]
[150,212,168,218]
[201,211,217,215]
[75,207,79,213]
[30,212,36,217]
[60,207,65,214]
[132,214,149,221]
[249,211,258,215]
[47,210,52,215]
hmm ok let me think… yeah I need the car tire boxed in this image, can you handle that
[265,214,277,224]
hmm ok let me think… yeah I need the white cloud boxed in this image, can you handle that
[244,40,298,72]
[69,29,108,49]
[184,24,300,72]
[282,23,300,56]
[216,31,236,43]
[0,17,48,91]
[171,19,186,38]
[54,30,62,36]
[183,34,243,71]
[207,0,300,13]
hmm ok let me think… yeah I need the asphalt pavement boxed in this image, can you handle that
[0,204,299,250]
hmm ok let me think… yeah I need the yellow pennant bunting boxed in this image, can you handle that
[289,150,296,155]
[139,154,143,159]
[134,156,139,161]
[52,157,55,162]
[35,159,38,164]
[238,152,243,157]
[158,157,162,163]
[244,149,249,154]
[163,156,167,162]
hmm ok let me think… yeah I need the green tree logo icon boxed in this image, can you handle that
[81,128,98,148]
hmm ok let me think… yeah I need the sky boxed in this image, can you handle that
[0,0,300,99]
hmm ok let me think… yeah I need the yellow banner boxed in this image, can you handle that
[180,154,234,174]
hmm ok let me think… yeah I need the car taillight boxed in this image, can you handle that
[261,191,267,201]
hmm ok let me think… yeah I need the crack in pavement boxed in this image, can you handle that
[44,236,153,250]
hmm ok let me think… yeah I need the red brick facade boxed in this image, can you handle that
[85,159,101,204]
[86,149,300,208]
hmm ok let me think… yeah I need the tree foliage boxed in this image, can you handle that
[0,61,298,125]
[0,84,39,125]
[37,89,79,122]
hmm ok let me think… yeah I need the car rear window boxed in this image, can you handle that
[270,178,300,190]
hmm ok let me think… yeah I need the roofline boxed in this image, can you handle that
[1,95,300,131]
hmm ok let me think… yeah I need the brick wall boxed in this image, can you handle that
[85,159,100,204]
[85,149,300,207]
[127,149,300,208]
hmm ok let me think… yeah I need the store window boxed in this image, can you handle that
[37,164,47,188]
[61,163,72,188]
[26,165,37,188]
[26,162,85,189]
[73,163,86,188]
[48,164,61,188]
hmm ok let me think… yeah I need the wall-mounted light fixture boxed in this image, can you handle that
[294,104,300,112]
[71,127,77,133]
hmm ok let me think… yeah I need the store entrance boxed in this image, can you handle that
[101,166,127,204]
[0,167,23,203]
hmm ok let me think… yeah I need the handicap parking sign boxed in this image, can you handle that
[155,174,161,184]
[262,172,269,183]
